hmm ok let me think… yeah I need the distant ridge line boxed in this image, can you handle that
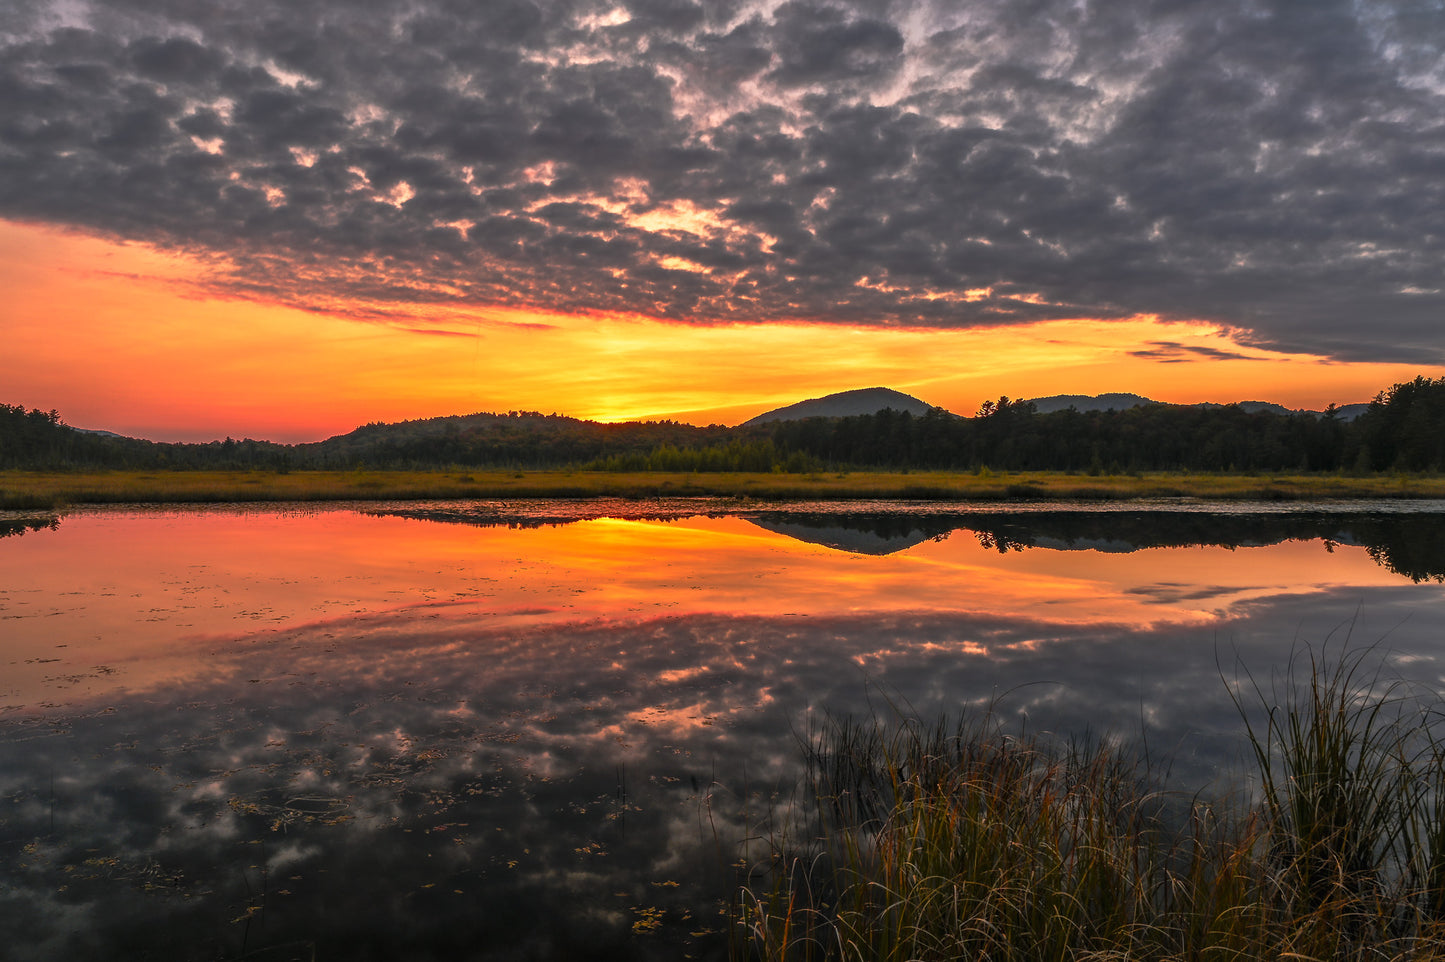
[740,388,1370,425]
[1024,393,1370,421]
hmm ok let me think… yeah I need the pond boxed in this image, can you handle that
[3,500,1445,960]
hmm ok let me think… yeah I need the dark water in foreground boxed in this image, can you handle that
[3,500,1445,960]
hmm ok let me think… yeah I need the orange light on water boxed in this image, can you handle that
[0,508,1409,711]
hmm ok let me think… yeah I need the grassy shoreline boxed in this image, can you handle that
[736,648,1445,961]
[5,468,1445,510]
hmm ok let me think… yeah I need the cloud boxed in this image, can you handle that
[765,1,905,87]
[1,0,1442,361]
[400,326,479,338]
[1127,340,1265,362]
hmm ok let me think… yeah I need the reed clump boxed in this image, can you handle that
[734,648,1445,961]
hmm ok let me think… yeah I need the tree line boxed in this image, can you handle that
[4,377,1445,474]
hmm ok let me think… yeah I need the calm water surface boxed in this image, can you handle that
[4,500,1445,960]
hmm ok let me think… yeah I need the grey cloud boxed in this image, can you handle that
[1,0,1442,360]
[1128,341,1264,362]
[129,36,223,81]
[673,17,774,88]
[233,89,347,148]
[766,1,905,86]
[622,0,706,34]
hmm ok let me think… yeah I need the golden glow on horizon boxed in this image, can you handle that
[4,218,1440,441]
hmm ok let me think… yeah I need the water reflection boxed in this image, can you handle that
[378,501,1445,581]
[3,503,1445,960]
[0,515,59,539]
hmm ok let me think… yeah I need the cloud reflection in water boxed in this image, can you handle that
[3,504,1445,960]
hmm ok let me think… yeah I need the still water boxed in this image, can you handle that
[3,500,1445,960]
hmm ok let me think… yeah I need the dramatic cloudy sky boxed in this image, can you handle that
[2,0,1442,439]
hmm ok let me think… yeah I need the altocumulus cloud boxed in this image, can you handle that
[1,0,1442,361]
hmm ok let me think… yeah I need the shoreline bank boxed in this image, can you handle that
[6,468,1445,510]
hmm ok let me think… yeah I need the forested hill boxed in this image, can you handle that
[297,411,740,469]
[0,406,746,471]
[4,376,1445,474]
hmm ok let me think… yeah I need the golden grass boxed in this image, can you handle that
[4,468,1445,509]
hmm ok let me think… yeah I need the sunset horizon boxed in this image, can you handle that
[6,213,1435,445]
[5,0,1443,443]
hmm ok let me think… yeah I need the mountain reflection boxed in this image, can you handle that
[748,516,946,554]
[745,509,1445,583]
[373,503,1445,582]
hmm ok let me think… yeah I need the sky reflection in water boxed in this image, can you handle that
[3,503,1445,960]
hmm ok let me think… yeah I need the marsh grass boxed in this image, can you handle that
[735,647,1445,961]
[5,468,1445,509]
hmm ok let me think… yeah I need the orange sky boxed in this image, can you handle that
[4,218,1439,443]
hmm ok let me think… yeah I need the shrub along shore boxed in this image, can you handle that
[5,468,1445,510]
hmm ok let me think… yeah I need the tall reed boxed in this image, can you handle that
[734,647,1445,961]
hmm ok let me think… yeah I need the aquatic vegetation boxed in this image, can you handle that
[734,648,1445,961]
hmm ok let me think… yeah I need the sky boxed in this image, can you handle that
[2,0,1443,442]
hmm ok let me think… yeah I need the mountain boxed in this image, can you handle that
[74,427,134,439]
[1332,403,1371,420]
[1024,394,1370,421]
[740,387,1370,428]
[741,387,939,426]
[1196,400,1371,421]
[1026,393,1157,414]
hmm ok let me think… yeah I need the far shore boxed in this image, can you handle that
[6,468,1445,510]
